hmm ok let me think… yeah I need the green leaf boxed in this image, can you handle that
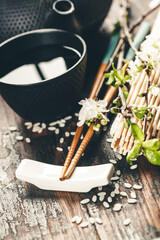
[104,73,111,78]
[112,63,123,81]
[122,85,129,101]
[121,62,128,77]
[142,139,160,151]
[132,106,148,120]
[127,141,142,162]
[124,75,132,81]
[123,121,129,129]
[143,149,160,165]
[106,74,115,85]
[136,63,145,72]
[131,123,145,141]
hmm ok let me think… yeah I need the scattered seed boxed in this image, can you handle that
[92,195,97,202]
[74,113,79,117]
[107,197,112,203]
[127,198,137,204]
[25,137,31,143]
[42,123,46,129]
[9,126,17,131]
[60,119,66,123]
[59,123,65,128]
[110,191,115,198]
[133,184,142,190]
[120,191,128,197]
[124,183,132,189]
[16,136,23,141]
[106,138,112,143]
[109,159,117,164]
[99,195,105,202]
[34,122,40,127]
[60,138,64,144]
[130,191,136,199]
[123,218,131,226]
[71,216,78,223]
[27,125,33,130]
[97,192,106,197]
[116,154,122,160]
[55,128,60,134]
[111,176,119,181]
[38,128,43,134]
[115,183,120,189]
[32,126,39,132]
[80,222,89,228]
[89,217,95,224]
[95,217,103,224]
[71,132,76,135]
[56,147,63,152]
[68,146,70,150]
[48,127,56,131]
[64,116,72,120]
[98,186,102,191]
[80,198,90,204]
[113,203,122,212]
[76,216,82,224]
[65,132,70,137]
[103,201,110,208]
[24,122,32,126]
[130,164,138,170]
[116,170,121,176]
[80,134,84,139]
[114,188,120,195]
[49,121,57,126]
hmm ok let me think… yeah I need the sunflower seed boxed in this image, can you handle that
[65,132,70,137]
[115,183,120,189]
[113,203,122,212]
[64,116,72,120]
[71,216,78,223]
[107,197,112,203]
[16,136,23,141]
[114,188,120,195]
[92,195,97,202]
[25,137,31,143]
[130,191,136,199]
[9,126,17,131]
[80,222,89,228]
[74,113,79,117]
[80,198,90,204]
[34,122,40,127]
[111,176,119,181]
[97,192,106,197]
[103,201,110,208]
[123,218,131,226]
[32,126,39,132]
[124,183,132,189]
[95,217,103,224]
[59,123,65,128]
[38,128,43,134]
[27,125,33,129]
[98,186,102,191]
[133,184,142,190]
[109,159,117,164]
[76,216,82,224]
[48,127,56,131]
[60,119,66,123]
[99,195,105,202]
[120,191,128,197]
[56,147,63,152]
[127,198,137,204]
[55,128,60,134]
[130,164,138,170]
[89,217,95,224]
[68,146,70,150]
[60,138,64,143]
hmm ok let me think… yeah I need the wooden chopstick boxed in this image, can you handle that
[63,22,151,179]
[59,32,120,180]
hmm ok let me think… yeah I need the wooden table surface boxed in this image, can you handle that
[0,0,160,239]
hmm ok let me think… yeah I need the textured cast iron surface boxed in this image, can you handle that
[0,30,87,122]
[0,0,112,42]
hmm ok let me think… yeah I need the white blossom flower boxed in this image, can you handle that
[128,57,142,83]
[150,85,160,96]
[77,98,109,127]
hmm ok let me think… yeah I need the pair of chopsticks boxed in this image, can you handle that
[60,21,150,181]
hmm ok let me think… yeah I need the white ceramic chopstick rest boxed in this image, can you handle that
[16,159,114,192]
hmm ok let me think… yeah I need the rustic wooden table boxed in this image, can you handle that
[0,0,160,239]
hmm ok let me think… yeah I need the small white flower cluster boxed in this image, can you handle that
[150,85,160,96]
[128,34,160,83]
[77,98,109,130]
